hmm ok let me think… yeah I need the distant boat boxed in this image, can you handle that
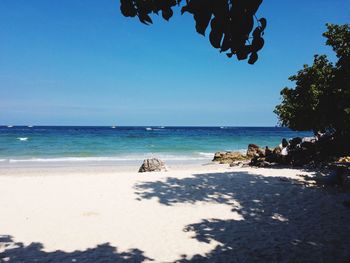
[111,126,117,129]
[146,127,152,131]
[7,125,13,128]
[28,125,34,128]
[17,137,28,141]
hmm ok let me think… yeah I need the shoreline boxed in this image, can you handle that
[0,161,220,176]
[0,158,215,173]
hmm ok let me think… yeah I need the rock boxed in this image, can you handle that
[212,151,248,164]
[264,146,273,156]
[273,146,282,155]
[249,156,272,168]
[256,161,272,168]
[229,160,250,167]
[138,158,167,173]
[229,161,242,167]
[302,136,317,143]
[282,138,289,148]
[289,137,302,148]
[338,156,350,163]
[265,146,282,163]
[246,144,264,158]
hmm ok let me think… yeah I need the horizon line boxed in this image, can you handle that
[1,125,282,128]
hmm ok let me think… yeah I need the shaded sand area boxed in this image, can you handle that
[1,164,350,262]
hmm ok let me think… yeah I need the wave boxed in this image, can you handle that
[17,137,28,141]
[145,128,164,131]
[8,157,128,163]
[197,152,214,158]
[2,154,214,163]
[237,148,247,154]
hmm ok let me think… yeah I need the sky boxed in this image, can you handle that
[0,0,349,126]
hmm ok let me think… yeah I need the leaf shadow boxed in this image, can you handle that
[0,236,153,263]
[135,171,350,262]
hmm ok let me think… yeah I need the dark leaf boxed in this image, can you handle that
[259,18,267,31]
[252,36,264,52]
[162,8,173,20]
[248,52,258,64]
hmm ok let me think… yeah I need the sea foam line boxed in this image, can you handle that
[4,154,214,163]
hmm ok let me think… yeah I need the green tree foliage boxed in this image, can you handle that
[275,24,350,140]
[119,0,266,64]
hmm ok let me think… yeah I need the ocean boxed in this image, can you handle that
[0,126,311,165]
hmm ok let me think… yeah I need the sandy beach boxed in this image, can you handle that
[0,163,349,262]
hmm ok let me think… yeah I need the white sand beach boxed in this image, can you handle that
[0,163,350,262]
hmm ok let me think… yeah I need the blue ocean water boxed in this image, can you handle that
[0,126,311,164]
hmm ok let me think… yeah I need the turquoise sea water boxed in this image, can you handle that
[0,126,311,164]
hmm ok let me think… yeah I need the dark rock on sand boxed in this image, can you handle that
[282,138,289,148]
[289,137,302,148]
[138,158,167,173]
[250,156,274,168]
[264,146,273,156]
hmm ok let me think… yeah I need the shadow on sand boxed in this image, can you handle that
[0,235,152,263]
[1,171,349,263]
[135,170,350,263]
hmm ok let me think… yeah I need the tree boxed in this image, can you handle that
[274,24,350,152]
[119,0,266,64]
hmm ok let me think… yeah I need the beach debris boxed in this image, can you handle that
[212,151,249,164]
[138,158,167,173]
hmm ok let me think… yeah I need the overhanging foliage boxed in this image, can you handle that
[120,0,266,64]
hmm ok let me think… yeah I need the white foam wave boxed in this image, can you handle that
[8,157,125,163]
[197,152,214,158]
[235,149,247,154]
[17,137,28,141]
[6,154,213,163]
[145,127,165,131]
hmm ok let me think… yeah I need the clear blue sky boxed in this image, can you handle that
[0,0,349,126]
